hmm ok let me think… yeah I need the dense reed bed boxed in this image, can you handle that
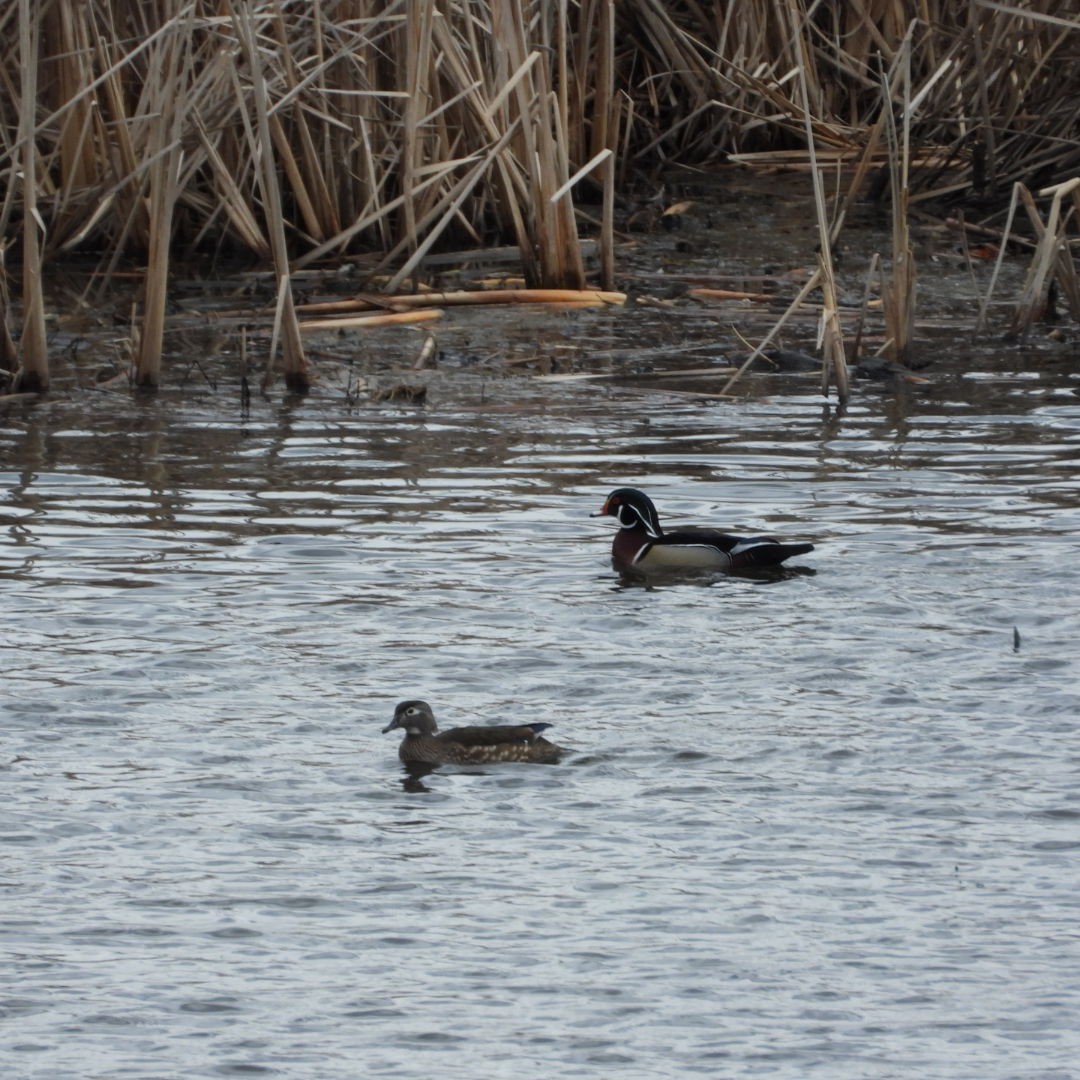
[1,1,1078,392]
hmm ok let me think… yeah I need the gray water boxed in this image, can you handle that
[4,304,1080,1080]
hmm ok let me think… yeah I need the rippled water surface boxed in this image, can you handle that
[5,212,1080,1078]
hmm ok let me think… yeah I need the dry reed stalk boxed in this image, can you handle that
[718,270,825,396]
[294,162,467,272]
[14,0,48,392]
[264,8,341,242]
[790,0,848,403]
[592,0,617,290]
[547,91,587,289]
[426,15,536,272]
[402,0,435,269]
[193,114,271,258]
[851,252,882,363]
[879,38,916,368]
[296,296,412,316]
[268,111,324,246]
[532,299,610,309]
[825,111,888,250]
[398,286,625,306]
[298,309,444,332]
[814,247,848,403]
[491,0,586,288]
[1006,178,1080,337]
[77,9,187,259]
[79,24,145,268]
[689,288,777,303]
[947,213,1035,251]
[629,0,1080,199]
[1044,178,1080,320]
[133,6,191,388]
[4,0,1079,374]
[230,2,308,393]
[379,133,525,293]
[600,147,616,292]
[973,183,1023,336]
[300,288,626,314]
[538,366,738,383]
[43,2,101,247]
[412,332,438,370]
[1,292,18,375]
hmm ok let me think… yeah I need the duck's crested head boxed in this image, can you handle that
[591,488,662,535]
[383,700,438,736]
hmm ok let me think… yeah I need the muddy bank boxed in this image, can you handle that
[6,172,1076,414]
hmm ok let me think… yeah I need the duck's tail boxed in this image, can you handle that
[744,541,815,567]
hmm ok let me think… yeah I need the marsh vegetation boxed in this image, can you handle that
[2,1,1078,398]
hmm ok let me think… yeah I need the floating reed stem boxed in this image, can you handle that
[298,288,626,315]
[298,309,445,333]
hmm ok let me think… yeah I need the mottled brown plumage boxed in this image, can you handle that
[382,700,564,766]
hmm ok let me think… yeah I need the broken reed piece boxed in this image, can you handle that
[297,310,445,332]
[296,288,626,317]
[1006,178,1080,337]
[688,287,776,304]
[412,334,438,370]
[536,366,737,382]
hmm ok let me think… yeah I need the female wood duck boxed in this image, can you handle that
[592,488,815,571]
[382,700,563,765]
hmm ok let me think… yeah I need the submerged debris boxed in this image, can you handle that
[370,383,428,404]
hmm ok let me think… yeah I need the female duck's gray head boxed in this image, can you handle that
[592,488,663,536]
[382,700,437,736]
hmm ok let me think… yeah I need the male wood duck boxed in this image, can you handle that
[382,700,563,765]
[592,488,814,571]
